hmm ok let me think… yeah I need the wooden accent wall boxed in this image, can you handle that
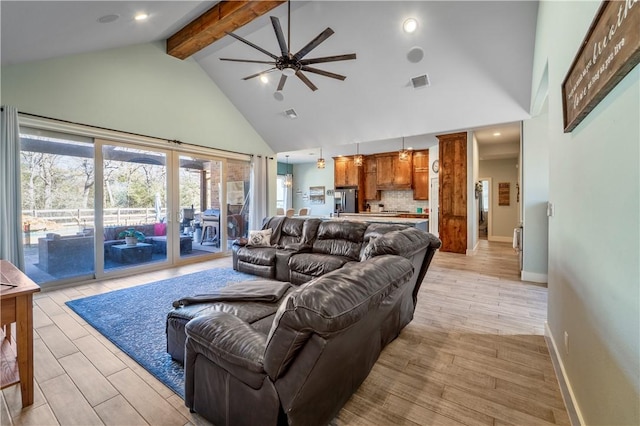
[438,132,467,254]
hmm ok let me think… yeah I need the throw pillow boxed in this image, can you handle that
[247,229,272,247]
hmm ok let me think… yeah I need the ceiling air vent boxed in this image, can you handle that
[284,109,298,119]
[411,74,430,89]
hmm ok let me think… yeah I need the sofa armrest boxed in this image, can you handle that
[185,312,267,380]
[233,237,248,247]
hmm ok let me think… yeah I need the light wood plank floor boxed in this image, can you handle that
[1,240,569,425]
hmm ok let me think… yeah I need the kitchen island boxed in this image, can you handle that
[332,213,429,231]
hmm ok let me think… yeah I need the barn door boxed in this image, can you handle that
[437,132,467,254]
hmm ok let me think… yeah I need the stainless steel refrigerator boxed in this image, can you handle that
[334,187,358,213]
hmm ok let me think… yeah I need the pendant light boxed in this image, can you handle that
[353,142,363,167]
[399,137,409,162]
[284,155,292,187]
[317,148,326,169]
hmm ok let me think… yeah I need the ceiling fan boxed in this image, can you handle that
[220,1,356,92]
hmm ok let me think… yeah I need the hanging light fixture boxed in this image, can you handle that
[284,155,293,187]
[353,142,363,167]
[317,148,326,169]
[399,136,410,162]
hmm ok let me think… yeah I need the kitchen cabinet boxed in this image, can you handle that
[333,156,360,187]
[412,150,429,200]
[363,157,380,201]
[375,153,412,190]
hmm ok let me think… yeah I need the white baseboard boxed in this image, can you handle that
[467,241,480,256]
[545,323,585,426]
[521,270,548,283]
[488,235,512,243]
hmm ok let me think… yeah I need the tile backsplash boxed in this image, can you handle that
[364,190,429,213]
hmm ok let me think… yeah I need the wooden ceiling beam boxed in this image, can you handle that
[167,0,286,60]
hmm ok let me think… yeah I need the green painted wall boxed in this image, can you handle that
[1,42,273,156]
[528,1,639,424]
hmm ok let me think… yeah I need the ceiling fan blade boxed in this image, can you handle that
[225,31,279,60]
[270,16,289,57]
[295,70,318,91]
[242,67,277,81]
[293,27,334,60]
[277,74,287,91]
[220,58,276,65]
[300,66,346,81]
[300,53,357,65]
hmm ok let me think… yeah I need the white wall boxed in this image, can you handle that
[291,162,335,217]
[528,1,639,425]
[0,42,273,156]
[522,96,549,283]
[478,158,519,240]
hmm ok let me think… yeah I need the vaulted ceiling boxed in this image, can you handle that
[1,1,537,162]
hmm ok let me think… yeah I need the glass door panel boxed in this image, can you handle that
[178,155,221,258]
[225,160,250,250]
[102,145,168,272]
[19,129,95,285]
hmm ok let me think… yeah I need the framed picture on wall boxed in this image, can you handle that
[498,182,510,206]
[309,186,325,204]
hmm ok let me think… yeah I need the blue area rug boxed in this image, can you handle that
[66,267,256,398]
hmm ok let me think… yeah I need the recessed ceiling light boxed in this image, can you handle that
[97,14,119,24]
[134,13,149,21]
[403,18,418,33]
[260,74,269,84]
[493,132,501,136]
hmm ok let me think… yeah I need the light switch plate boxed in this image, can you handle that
[547,202,554,217]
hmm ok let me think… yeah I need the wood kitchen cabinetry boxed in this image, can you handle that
[375,153,412,190]
[333,156,360,187]
[412,150,429,200]
[363,157,380,201]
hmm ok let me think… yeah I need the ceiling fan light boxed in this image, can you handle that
[282,67,296,77]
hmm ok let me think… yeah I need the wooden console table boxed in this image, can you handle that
[1,260,40,406]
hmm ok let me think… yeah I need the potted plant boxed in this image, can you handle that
[118,228,146,246]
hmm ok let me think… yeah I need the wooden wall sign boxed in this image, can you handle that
[562,0,640,132]
[498,182,510,206]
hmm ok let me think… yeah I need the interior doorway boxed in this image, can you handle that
[478,178,491,239]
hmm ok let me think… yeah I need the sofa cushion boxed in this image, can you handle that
[288,253,351,278]
[247,229,272,247]
[312,221,368,260]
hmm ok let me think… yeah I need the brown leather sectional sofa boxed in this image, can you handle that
[166,217,441,426]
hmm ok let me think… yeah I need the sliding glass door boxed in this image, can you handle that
[177,155,222,260]
[101,144,169,273]
[19,128,96,284]
[19,122,251,287]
